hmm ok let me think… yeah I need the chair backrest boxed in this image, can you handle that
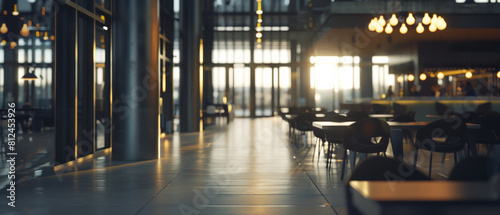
[346,157,429,215]
[435,102,449,115]
[343,118,391,153]
[371,103,390,114]
[415,118,467,150]
[449,156,496,181]
[346,110,369,121]
[206,105,216,114]
[348,156,429,181]
[391,111,416,122]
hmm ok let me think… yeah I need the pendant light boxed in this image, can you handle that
[429,24,437,32]
[12,4,19,16]
[389,14,398,26]
[20,24,30,37]
[385,24,393,34]
[406,13,415,25]
[399,23,408,34]
[0,23,8,34]
[420,73,427,81]
[422,13,431,25]
[416,23,424,34]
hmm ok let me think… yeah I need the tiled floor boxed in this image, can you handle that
[1,117,466,215]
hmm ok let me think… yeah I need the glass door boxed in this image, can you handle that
[233,66,250,117]
[256,67,273,117]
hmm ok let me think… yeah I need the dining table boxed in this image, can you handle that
[348,180,500,215]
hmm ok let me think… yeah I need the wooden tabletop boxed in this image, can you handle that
[340,114,394,118]
[350,180,499,202]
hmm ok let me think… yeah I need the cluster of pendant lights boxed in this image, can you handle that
[368,13,447,34]
[255,0,263,44]
[398,71,475,83]
[0,3,54,49]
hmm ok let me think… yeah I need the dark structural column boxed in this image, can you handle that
[55,4,77,163]
[112,0,159,160]
[179,0,202,132]
[360,57,373,98]
[202,0,215,108]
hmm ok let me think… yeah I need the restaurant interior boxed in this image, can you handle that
[1,0,500,214]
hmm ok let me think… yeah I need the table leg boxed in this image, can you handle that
[390,129,404,159]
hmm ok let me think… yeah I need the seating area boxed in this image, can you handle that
[4,0,500,214]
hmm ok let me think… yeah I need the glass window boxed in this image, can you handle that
[44,49,52,63]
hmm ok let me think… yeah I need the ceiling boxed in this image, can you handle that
[313,28,500,56]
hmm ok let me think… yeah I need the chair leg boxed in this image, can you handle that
[350,151,357,173]
[441,153,446,163]
[341,149,348,180]
[429,151,433,177]
[312,138,318,161]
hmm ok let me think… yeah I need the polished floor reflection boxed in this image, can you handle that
[1,117,466,215]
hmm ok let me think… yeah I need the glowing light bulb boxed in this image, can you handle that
[408,74,415,82]
[256,10,263,15]
[378,15,386,26]
[43,32,49,40]
[10,41,17,49]
[437,17,447,30]
[431,14,438,26]
[375,23,383,33]
[255,32,262,38]
[12,4,19,16]
[50,35,55,41]
[20,23,29,37]
[429,24,437,32]
[437,72,444,79]
[385,24,393,34]
[0,23,7,34]
[416,23,424,34]
[422,13,431,25]
[389,14,398,26]
[420,73,427,81]
[257,19,262,23]
[497,71,500,79]
[465,71,473,79]
[406,13,415,25]
[397,76,404,83]
[399,23,408,34]
[368,19,376,31]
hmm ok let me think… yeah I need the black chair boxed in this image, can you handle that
[413,118,467,177]
[321,114,351,167]
[289,113,317,147]
[449,156,496,181]
[475,102,492,115]
[393,102,408,115]
[312,112,348,162]
[346,110,369,121]
[348,156,429,181]
[341,118,391,179]
[346,157,429,215]
[468,112,500,156]
[435,102,449,115]
[371,103,390,114]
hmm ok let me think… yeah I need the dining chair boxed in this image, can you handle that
[346,156,429,215]
[341,118,391,179]
[448,156,495,181]
[413,118,467,177]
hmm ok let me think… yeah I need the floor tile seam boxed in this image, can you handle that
[134,156,199,215]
